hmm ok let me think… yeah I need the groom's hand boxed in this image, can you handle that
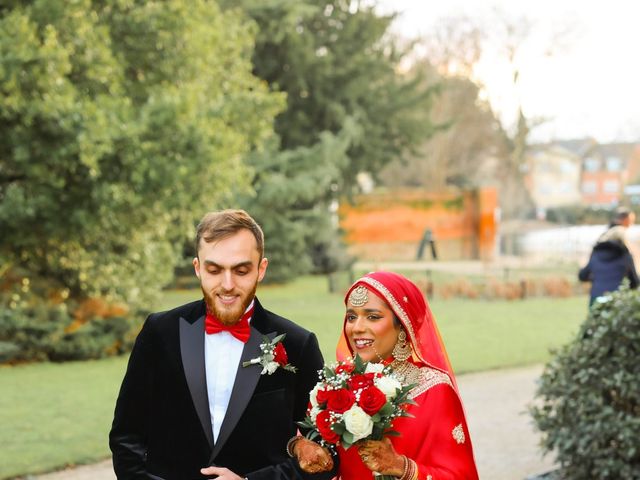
[200,465,244,479]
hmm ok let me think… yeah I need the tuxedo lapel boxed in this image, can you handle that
[179,314,214,449]
[209,325,276,461]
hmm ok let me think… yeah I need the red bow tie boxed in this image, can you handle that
[205,305,253,343]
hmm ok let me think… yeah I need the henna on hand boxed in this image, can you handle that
[294,437,334,473]
[357,437,405,477]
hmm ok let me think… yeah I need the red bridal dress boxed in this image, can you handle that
[336,272,479,480]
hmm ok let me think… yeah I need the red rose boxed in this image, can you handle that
[273,342,288,366]
[347,373,375,390]
[358,386,387,415]
[316,388,330,406]
[335,362,355,375]
[316,409,340,444]
[326,388,356,414]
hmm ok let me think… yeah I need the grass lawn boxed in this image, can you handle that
[0,357,126,479]
[431,297,586,373]
[0,275,588,479]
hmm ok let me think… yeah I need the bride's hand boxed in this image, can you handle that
[357,437,405,477]
[293,437,334,473]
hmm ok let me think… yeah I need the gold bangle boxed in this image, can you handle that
[405,459,417,480]
[400,455,410,479]
[399,455,418,480]
[410,459,419,480]
[286,436,302,458]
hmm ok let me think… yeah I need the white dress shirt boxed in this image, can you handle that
[204,301,254,442]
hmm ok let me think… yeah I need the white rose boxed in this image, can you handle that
[374,376,402,400]
[263,361,279,375]
[309,405,321,423]
[365,362,385,374]
[309,383,322,407]
[342,405,373,441]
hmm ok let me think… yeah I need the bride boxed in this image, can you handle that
[290,271,479,480]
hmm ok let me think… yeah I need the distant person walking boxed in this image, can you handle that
[579,207,639,304]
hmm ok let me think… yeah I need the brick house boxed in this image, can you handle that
[524,139,640,212]
[580,142,640,206]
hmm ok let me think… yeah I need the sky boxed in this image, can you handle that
[376,0,640,144]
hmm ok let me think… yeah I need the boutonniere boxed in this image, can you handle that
[242,333,297,375]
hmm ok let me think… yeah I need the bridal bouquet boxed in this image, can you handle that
[298,355,416,452]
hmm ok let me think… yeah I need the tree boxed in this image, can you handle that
[0,0,282,359]
[239,125,356,283]
[380,62,507,189]
[222,0,438,280]
[394,12,575,217]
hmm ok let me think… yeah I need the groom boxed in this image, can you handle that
[110,209,332,479]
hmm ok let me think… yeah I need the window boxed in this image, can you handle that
[559,161,575,174]
[582,181,597,194]
[559,182,572,193]
[606,156,622,172]
[539,183,552,195]
[584,157,600,172]
[603,180,619,194]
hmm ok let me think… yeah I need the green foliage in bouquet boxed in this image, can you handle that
[530,285,640,479]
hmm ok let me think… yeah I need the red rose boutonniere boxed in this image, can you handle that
[242,333,297,375]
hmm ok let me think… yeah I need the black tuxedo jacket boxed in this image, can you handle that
[109,298,331,480]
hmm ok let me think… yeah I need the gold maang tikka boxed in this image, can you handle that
[348,285,369,306]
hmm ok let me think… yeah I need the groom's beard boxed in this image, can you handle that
[202,281,258,325]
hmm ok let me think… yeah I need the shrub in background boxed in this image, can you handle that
[416,275,579,300]
[530,286,640,479]
[545,205,639,225]
[0,272,141,363]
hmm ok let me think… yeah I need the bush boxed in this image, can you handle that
[420,276,580,300]
[0,272,142,363]
[545,205,639,225]
[530,286,640,479]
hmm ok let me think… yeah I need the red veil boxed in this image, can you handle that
[337,271,459,392]
[336,271,479,479]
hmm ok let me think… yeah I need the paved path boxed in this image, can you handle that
[33,365,555,480]
[458,365,556,480]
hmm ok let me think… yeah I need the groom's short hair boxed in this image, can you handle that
[195,209,265,259]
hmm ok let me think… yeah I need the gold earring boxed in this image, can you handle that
[392,330,412,362]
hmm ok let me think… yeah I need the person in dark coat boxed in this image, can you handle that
[579,208,638,304]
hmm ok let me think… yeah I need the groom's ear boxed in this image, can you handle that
[257,257,268,282]
[193,257,201,279]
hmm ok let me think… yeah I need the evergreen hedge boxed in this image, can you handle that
[0,272,141,363]
[531,286,640,479]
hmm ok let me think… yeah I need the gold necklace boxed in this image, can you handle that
[390,360,422,386]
